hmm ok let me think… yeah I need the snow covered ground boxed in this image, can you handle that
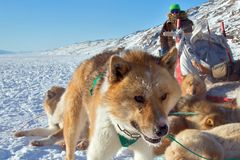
[0,54,167,160]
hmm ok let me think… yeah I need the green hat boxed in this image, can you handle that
[169,4,181,11]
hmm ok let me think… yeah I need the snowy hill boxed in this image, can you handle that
[41,0,240,58]
[188,0,240,59]
[0,50,15,55]
[40,26,161,57]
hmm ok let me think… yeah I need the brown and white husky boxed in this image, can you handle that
[62,47,181,160]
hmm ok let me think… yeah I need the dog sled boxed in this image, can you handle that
[163,19,240,104]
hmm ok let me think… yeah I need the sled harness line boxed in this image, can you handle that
[169,112,199,116]
[89,70,106,96]
[167,134,237,160]
[16,114,46,131]
[117,124,140,147]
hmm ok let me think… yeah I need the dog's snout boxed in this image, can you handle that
[154,124,168,137]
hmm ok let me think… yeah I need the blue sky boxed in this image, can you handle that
[0,0,207,51]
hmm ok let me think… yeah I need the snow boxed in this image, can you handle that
[1,0,240,159]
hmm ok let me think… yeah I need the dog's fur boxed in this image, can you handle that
[62,47,181,160]
[165,123,240,160]
[181,74,206,98]
[14,86,66,146]
[154,95,240,155]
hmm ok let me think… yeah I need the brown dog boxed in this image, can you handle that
[174,96,240,127]
[154,95,240,155]
[165,123,240,160]
[15,86,89,150]
[62,47,181,160]
[181,74,207,99]
[15,86,65,146]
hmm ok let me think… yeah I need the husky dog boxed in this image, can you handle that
[181,74,206,99]
[62,47,181,160]
[174,96,240,128]
[154,95,240,155]
[15,86,65,146]
[165,123,240,160]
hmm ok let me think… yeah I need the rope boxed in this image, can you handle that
[14,113,46,132]
[169,112,199,116]
[166,134,238,160]
[1,113,47,150]
[206,95,235,103]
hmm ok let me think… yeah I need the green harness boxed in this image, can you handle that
[118,134,139,147]
[89,72,105,96]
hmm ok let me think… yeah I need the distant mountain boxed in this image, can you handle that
[0,50,15,55]
[40,0,239,57]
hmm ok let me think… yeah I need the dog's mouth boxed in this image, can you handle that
[130,120,162,144]
[142,134,161,144]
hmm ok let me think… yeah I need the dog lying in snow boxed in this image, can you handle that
[154,95,240,155]
[181,74,206,99]
[165,123,240,160]
[62,47,181,160]
[14,86,66,146]
[15,86,89,149]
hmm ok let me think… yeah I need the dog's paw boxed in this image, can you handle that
[14,131,26,137]
[76,139,89,150]
[31,140,44,146]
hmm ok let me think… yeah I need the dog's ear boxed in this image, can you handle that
[47,90,56,99]
[108,55,130,83]
[174,96,193,112]
[159,47,178,75]
[205,118,215,128]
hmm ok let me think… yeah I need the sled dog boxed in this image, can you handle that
[154,95,240,155]
[63,47,181,160]
[174,95,240,127]
[181,74,206,99]
[165,123,240,160]
[15,86,66,146]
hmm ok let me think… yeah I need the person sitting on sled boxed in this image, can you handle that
[178,20,240,82]
[159,4,193,56]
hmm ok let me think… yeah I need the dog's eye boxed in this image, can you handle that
[206,118,214,127]
[134,95,145,103]
[160,93,168,101]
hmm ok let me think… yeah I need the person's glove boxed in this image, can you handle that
[191,60,211,74]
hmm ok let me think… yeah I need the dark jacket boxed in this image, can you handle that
[160,11,193,51]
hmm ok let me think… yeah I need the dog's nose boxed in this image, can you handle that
[154,124,168,137]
